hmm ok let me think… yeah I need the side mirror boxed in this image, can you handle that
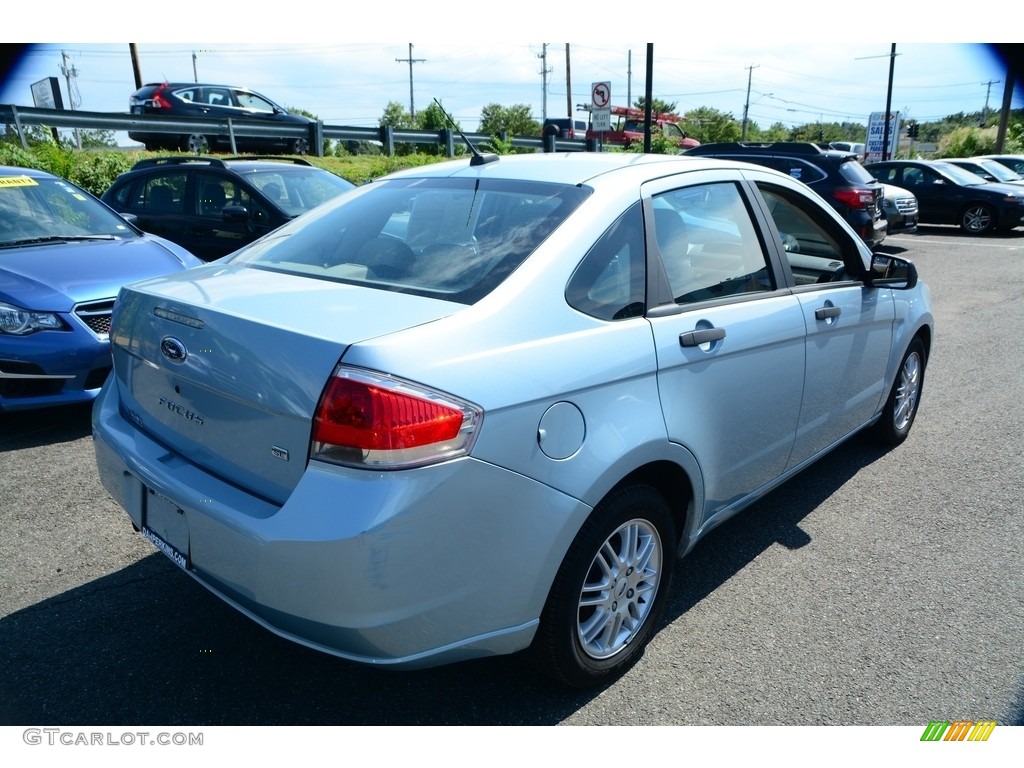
[866,254,918,290]
[222,204,249,224]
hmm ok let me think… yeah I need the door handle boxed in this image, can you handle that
[815,306,841,321]
[679,327,726,347]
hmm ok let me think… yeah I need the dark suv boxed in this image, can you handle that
[128,82,314,154]
[101,156,354,260]
[684,142,887,248]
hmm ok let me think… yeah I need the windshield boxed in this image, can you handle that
[0,173,138,247]
[977,159,1023,182]
[230,176,591,304]
[239,168,355,217]
[933,162,989,186]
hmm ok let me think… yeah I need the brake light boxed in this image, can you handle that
[312,367,482,469]
[147,85,174,110]
[833,188,875,209]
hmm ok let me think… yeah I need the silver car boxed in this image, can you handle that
[93,152,933,688]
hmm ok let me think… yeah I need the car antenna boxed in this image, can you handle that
[433,98,498,166]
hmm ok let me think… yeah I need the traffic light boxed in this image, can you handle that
[907,122,919,140]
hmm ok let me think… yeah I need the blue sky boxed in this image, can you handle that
[2,13,1021,138]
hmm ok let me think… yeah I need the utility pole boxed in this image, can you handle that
[129,44,143,89]
[741,64,758,141]
[627,50,632,109]
[565,44,572,118]
[643,44,653,154]
[883,44,896,161]
[538,44,551,122]
[396,44,425,121]
[192,51,198,83]
[60,50,81,149]
[981,79,1001,126]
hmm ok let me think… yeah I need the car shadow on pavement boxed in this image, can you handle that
[0,402,93,453]
[0,434,896,727]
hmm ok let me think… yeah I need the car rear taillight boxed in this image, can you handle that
[146,85,174,110]
[833,187,876,209]
[312,367,482,469]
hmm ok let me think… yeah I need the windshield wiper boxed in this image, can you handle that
[1,234,118,247]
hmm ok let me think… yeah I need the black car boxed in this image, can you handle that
[101,156,355,260]
[684,142,887,248]
[865,159,1024,235]
[128,82,314,154]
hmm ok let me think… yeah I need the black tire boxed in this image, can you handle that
[531,484,676,688]
[873,337,926,445]
[960,203,995,234]
[292,137,309,155]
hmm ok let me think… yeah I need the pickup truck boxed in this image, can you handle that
[587,107,700,149]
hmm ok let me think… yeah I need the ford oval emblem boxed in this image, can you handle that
[160,336,188,364]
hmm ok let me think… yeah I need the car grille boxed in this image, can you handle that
[894,197,918,215]
[75,299,115,338]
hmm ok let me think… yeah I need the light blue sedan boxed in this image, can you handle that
[93,152,933,687]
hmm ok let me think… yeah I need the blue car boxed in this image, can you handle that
[1,166,202,412]
[93,153,933,687]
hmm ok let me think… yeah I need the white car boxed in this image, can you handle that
[830,141,866,161]
[879,182,919,233]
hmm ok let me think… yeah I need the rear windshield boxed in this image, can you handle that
[230,176,591,304]
[837,157,879,185]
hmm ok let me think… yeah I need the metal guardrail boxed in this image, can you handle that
[0,104,589,156]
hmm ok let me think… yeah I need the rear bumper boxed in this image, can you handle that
[92,378,590,668]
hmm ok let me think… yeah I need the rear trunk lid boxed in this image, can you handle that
[110,264,457,503]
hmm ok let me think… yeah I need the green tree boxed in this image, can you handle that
[624,128,681,154]
[379,101,414,129]
[633,97,678,116]
[937,126,998,158]
[684,107,741,144]
[478,103,540,138]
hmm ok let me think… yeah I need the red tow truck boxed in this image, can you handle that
[587,106,700,149]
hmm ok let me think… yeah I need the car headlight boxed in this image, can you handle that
[0,302,65,335]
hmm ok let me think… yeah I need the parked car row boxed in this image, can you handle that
[865,157,1024,235]
[684,142,890,247]
[5,139,938,689]
[1,155,354,412]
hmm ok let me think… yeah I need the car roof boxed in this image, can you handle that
[140,82,267,93]
[0,165,57,179]
[374,152,767,187]
[686,141,857,161]
[125,156,317,174]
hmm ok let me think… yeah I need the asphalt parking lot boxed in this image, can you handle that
[1,225,1022,726]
